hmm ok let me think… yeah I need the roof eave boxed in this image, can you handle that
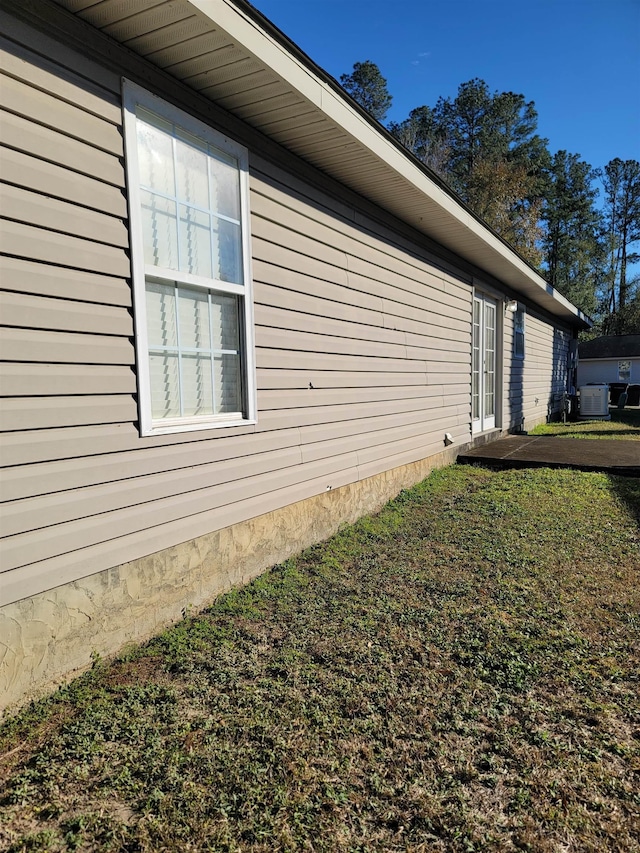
[189,0,590,328]
[49,0,590,327]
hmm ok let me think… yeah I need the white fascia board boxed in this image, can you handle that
[188,0,324,108]
[320,85,470,219]
[188,1,471,229]
[546,289,591,324]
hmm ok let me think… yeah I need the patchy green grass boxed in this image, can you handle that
[531,407,640,440]
[1,466,639,852]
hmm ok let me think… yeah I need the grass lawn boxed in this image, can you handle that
[530,407,640,440]
[1,466,639,852]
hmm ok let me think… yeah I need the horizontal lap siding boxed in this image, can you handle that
[0,25,472,605]
[250,162,471,457]
[503,310,570,429]
[503,313,523,430]
[249,166,473,508]
[524,314,570,424]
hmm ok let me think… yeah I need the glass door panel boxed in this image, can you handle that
[472,295,498,433]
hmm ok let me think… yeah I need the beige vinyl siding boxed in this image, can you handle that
[0,291,132,336]
[0,256,131,307]
[0,364,137,397]
[0,23,474,607]
[0,75,121,156]
[0,327,134,367]
[503,308,571,430]
[503,311,523,430]
[522,313,570,425]
[0,109,124,186]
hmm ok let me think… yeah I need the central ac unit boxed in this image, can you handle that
[579,385,610,420]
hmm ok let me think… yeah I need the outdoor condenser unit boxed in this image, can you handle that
[578,384,610,420]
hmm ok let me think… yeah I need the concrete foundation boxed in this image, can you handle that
[1,442,478,714]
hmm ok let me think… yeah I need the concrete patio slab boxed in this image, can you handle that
[458,435,640,477]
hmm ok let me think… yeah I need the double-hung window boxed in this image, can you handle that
[123,81,256,435]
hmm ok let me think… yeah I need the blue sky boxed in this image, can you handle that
[251,0,640,178]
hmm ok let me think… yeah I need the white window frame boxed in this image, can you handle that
[513,306,525,360]
[122,79,256,436]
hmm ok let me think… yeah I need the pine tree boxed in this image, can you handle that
[601,158,640,316]
[431,80,548,264]
[340,67,633,315]
[431,78,490,197]
[339,61,392,122]
[540,150,603,315]
[388,106,450,177]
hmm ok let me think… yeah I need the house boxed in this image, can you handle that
[0,0,591,710]
[577,335,640,393]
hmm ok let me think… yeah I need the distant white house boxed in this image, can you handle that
[578,335,640,387]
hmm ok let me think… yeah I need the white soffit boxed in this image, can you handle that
[54,0,589,326]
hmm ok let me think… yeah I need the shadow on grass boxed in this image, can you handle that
[607,408,640,427]
[606,474,640,531]
[602,407,640,435]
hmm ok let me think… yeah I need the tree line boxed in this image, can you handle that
[340,61,640,336]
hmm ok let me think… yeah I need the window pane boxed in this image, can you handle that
[182,354,213,416]
[141,190,178,269]
[485,303,496,425]
[472,299,480,421]
[211,294,240,352]
[176,135,209,208]
[178,287,210,350]
[210,149,240,219]
[146,281,177,348]
[485,391,495,415]
[179,205,212,278]
[485,307,495,350]
[149,352,180,419]
[214,353,241,413]
[137,114,175,195]
[214,217,242,284]
[485,369,495,410]
[472,356,480,420]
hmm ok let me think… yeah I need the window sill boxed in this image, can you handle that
[141,416,257,437]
